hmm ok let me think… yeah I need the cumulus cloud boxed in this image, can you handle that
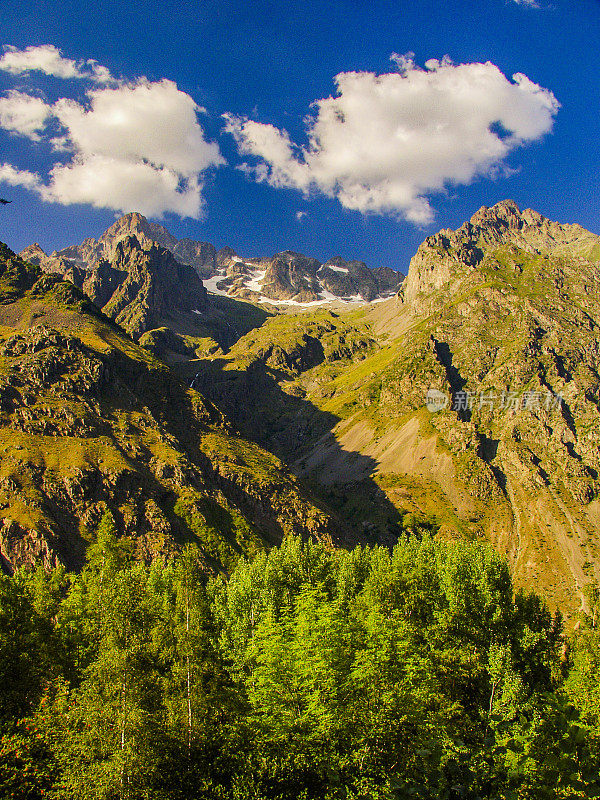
[0,163,42,190]
[226,55,559,224]
[42,156,205,218]
[0,47,224,218]
[0,44,112,83]
[0,90,52,139]
[52,81,222,176]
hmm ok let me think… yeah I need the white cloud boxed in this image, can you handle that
[52,80,222,177]
[226,56,559,224]
[0,90,52,140]
[41,156,204,218]
[0,163,42,190]
[0,48,224,218]
[296,210,308,222]
[0,44,112,83]
[511,0,540,7]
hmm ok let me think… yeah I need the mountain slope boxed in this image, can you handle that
[0,242,340,574]
[190,201,600,614]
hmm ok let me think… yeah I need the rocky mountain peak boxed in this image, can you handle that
[99,212,164,252]
[113,233,144,259]
[18,242,47,265]
[94,213,215,276]
[216,246,237,265]
[404,200,600,307]
[78,236,208,339]
[466,199,597,252]
[469,198,523,228]
[107,210,147,232]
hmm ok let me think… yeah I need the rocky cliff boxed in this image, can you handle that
[404,199,600,307]
[23,231,274,361]
[81,235,209,338]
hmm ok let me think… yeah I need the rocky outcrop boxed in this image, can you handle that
[80,235,209,339]
[18,243,47,266]
[318,257,400,302]
[209,250,402,304]
[0,518,59,574]
[258,251,322,302]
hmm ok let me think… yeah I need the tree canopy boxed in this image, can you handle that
[1,530,599,799]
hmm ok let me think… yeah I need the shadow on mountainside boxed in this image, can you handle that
[432,339,471,422]
[190,358,406,545]
[196,294,273,349]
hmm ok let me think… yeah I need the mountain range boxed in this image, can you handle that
[20,212,402,307]
[3,199,600,617]
[189,200,600,615]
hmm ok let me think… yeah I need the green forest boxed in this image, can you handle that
[1,516,599,800]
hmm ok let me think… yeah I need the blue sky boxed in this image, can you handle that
[0,0,598,274]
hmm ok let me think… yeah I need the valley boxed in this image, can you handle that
[3,199,600,617]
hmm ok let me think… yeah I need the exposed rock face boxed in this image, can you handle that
[21,213,403,305]
[259,251,322,302]
[405,199,600,308]
[18,243,47,266]
[206,250,402,304]
[29,232,211,344]
[0,518,59,574]
[79,236,209,339]
[0,244,340,574]
[22,213,219,281]
[363,202,600,613]
[317,257,400,302]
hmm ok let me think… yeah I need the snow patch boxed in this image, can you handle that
[203,271,231,296]
[319,288,341,302]
[259,296,332,307]
[245,269,266,292]
[326,264,349,274]
[369,293,396,304]
[257,289,368,307]
[202,268,395,306]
